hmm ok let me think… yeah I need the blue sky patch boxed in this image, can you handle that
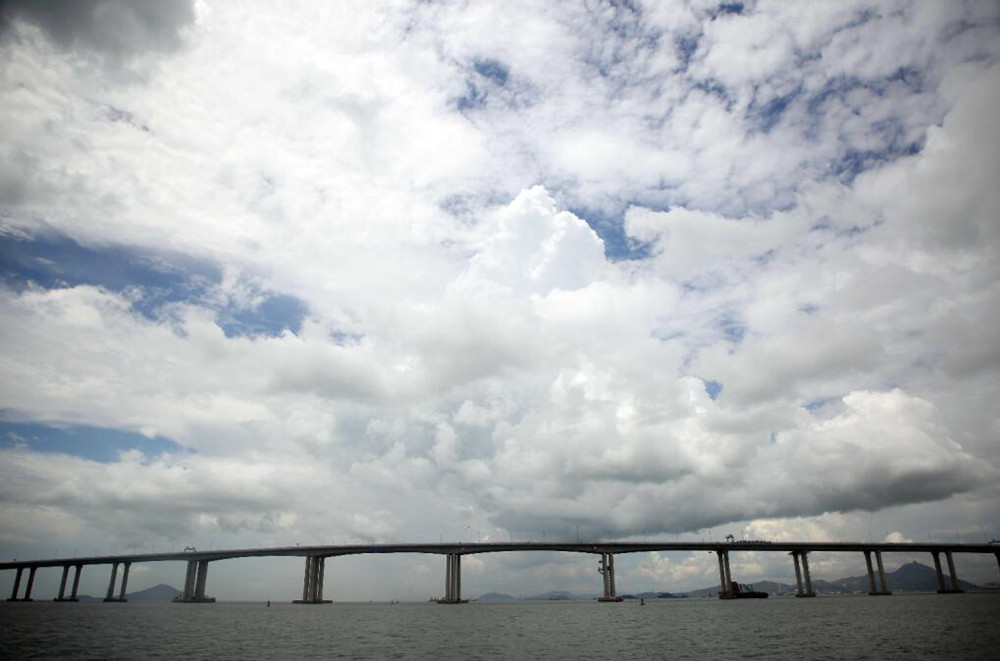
[832,142,921,182]
[675,34,699,69]
[704,379,723,400]
[751,87,802,133]
[218,293,309,338]
[456,81,487,112]
[569,205,656,261]
[0,231,309,338]
[716,313,746,343]
[474,58,509,86]
[0,231,218,316]
[1,420,187,462]
[803,396,843,415]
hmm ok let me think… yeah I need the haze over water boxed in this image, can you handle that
[3,594,998,660]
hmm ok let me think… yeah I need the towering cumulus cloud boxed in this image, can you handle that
[0,0,997,595]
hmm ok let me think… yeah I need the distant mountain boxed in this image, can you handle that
[473,562,977,603]
[831,561,973,592]
[682,562,975,597]
[476,592,518,602]
[74,583,182,602]
[127,584,183,601]
[525,590,590,601]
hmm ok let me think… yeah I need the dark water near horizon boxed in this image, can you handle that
[2,593,998,660]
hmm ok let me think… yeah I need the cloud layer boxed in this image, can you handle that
[1,0,998,596]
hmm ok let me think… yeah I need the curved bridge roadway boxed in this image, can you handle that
[3,541,998,604]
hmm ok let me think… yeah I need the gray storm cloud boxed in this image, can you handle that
[1,0,194,56]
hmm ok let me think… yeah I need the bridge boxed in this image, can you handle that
[3,541,998,604]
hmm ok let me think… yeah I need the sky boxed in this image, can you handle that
[1,0,998,602]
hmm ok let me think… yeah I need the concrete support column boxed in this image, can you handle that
[864,552,878,594]
[608,553,618,598]
[302,556,314,602]
[932,552,947,592]
[183,560,197,601]
[56,565,70,601]
[723,551,733,591]
[24,567,37,601]
[318,557,326,601]
[716,550,733,599]
[716,551,728,596]
[995,552,1000,577]
[945,552,963,593]
[295,556,329,604]
[875,551,891,595]
[105,562,119,601]
[70,565,82,600]
[439,553,465,604]
[792,552,804,596]
[597,553,621,601]
[444,554,453,601]
[446,554,454,602]
[800,552,815,597]
[194,561,209,601]
[9,567,23,601]
[310,557,324,602]
[117,562,131,601]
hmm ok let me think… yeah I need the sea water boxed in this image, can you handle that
[2,593,998,660]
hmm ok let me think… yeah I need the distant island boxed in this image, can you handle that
[683,561,975,597]
[474,562,982,602]
[75,583,182,602]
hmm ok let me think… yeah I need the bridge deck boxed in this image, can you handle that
[2,541,997,570]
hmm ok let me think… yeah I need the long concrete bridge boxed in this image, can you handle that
[3,541,998,604]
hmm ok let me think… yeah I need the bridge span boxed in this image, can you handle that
[3,541,998,604]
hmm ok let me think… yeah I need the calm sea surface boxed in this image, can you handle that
[2,594,998,660]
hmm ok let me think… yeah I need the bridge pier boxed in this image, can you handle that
[943,551,963,593]
[294,556,330,604]
[7,567,24,601]
[176,559,214,602]
[104,561,128,602]
[597,552,621,602]
[717,551,729,597]
[439,553,467,604]
[791,551,815,597]
[21,567,38,601]
[54,565,70,601]
[68,564,82,601]
[716,550,734,598]
[800,551,815,597]
[8,566,47,602]
[864,551,878,594]
[118,562,131,601]
[716,550,738,599]
[868,550,891,595]
[183,560,195,600]
[194,561,209,600]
